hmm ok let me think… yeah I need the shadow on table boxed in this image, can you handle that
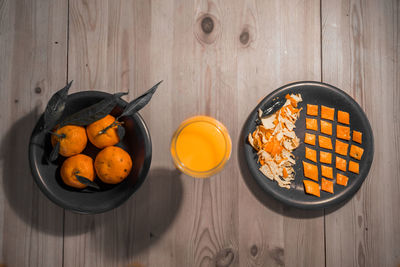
[237,116,348,219]
[64,167,183,260]
[0,108,69,237]
[1,107,182,251]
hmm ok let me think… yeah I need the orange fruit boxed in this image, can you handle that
[60,154,95,189]
[94,146,132,184]
[51,125,88,157]
[86,115,120,149]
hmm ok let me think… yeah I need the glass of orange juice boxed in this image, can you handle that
[170,116,232,178]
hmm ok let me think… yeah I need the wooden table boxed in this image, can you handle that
[0,0,398,266]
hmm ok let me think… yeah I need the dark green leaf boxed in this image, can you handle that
[60,92,127,127]
[75,175,100,190]
[49,141,60,162]
[117,124,125,140]
[261,99,286,117]
[117,81,162,119]
[43,81,73,130]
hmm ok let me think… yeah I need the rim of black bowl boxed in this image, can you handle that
[28,91,152,214]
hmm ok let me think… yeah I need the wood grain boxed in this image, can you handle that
[174,1,241,266]
[65,1,152,267]
[0,0,67,266]
[237,1,325,266]
[65,1,186,267]
[0,0,398,266]
[322,0,400,266]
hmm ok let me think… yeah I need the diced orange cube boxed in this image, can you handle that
[350,145,364,160]
[335,156,347,171]
[321,105,335,121]
[336,173,349,186]
[307,104,318,116]
[337,125,351,140]
[321,178,334,193]
[304,133,316,146]
[348,161,360,174]
[320,151,332,164]
[319,135,333,150]
[303,180,320,197]
[337,110,350,125]
[335,140,349,156]
[321,165,333,179]
[303,161,318,181]
[305,147,317,163]
[320,120,332,135]
[306,118,318,131]
[353,130,362,144]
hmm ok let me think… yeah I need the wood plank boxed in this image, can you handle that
[65,1,168,267]
[0,0,67,266]
[322,0,400,266]
[165,0,242,266]
[237,0,325,266]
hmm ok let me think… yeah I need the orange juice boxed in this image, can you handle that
[170,116,231,178]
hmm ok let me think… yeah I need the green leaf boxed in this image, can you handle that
[261,99,286,118]
[60,92,127,127]
[117,81,162,119]
[43,81,72,130]
[75,175,100,190]
[49,141,60,162]
[117,124,125,140]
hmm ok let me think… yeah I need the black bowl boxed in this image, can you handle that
[29,91,152,214]
[243,81,374,209]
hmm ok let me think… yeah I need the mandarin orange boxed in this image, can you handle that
[86,115,120,149]
[94,146,132,184]
[51,125,87,157]
[60,154,95,189]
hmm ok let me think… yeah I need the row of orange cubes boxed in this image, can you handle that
[303,104,364,197]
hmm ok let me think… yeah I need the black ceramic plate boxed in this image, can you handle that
[29,91,152,214]
[243,81,374,209]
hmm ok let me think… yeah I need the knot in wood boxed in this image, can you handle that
[269,247,284,266]
[201,16,214,34]
[240,30,250,45]
[194,13,220,45]
[250,245,258,257]
[34,87,42,94]
[215,248,235,267]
